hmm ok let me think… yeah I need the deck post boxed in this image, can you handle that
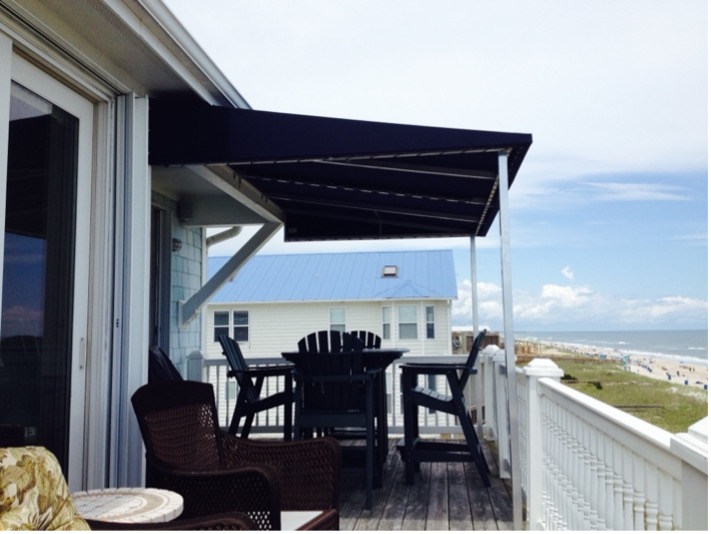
[497,150,523,529]
[523,359,565,530]
[670,417,708,530]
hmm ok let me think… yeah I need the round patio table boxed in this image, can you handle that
[72,487,183,523]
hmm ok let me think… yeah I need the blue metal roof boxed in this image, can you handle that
[208,250,457,303]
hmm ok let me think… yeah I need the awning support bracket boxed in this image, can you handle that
[178,222,281,326]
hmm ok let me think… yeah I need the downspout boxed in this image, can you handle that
[498,150,523,530]
[206,226,242,248]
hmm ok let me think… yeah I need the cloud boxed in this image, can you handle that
[561,266,574,281]
[452,280,708,330]
[582,182,691,202]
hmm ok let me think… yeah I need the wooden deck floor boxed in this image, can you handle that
[337,439,514,530]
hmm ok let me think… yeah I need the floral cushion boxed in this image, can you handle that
[0,446,90,530]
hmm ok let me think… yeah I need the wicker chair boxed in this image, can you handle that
[87,513,256,530]
[131,381,340,530]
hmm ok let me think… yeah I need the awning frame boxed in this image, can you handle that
[150,101,528,527]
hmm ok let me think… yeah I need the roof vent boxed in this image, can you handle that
[382,265,398,277]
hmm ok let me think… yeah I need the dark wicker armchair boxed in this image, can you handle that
[131,381,341,530]
[87,512,257,530]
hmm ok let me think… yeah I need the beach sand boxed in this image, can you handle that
[526,341,708,390]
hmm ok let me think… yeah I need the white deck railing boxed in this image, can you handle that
[201,350,708,530]
[481,349,708,531]
[202,355,468,435]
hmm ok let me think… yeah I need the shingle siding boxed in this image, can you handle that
[153,191,205,365]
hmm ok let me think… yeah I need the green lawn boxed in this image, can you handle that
[553,358,707,433]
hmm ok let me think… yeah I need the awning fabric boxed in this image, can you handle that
[149,99,532,241]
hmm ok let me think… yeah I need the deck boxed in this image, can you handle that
[337,439,514,530]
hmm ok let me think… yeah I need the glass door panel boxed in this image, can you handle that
[0,74,90,488]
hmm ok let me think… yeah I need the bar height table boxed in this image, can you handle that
[282,348,407,482]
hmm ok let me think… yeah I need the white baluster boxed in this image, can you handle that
[588,424,601,529]
[563,411,575,528]
[621,446,634,531]
[580,421,593,530]
[657,470,674,530]
[612,440,624,530]
[632,454,646,530]
[578,419,590,530]
[644,463,659,531]
[596,432,608,529]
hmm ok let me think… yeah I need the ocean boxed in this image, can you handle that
[516,329,708,365]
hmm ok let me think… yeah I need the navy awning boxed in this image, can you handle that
[149,99,532,240]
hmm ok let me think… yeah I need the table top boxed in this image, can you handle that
[72,487,183,524]
[282,347,408,369]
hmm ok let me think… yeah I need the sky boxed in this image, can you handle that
[164,0,708,332]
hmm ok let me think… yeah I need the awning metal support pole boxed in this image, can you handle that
[498,150,523,530]
[470,235,484,435]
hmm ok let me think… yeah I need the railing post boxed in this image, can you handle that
[185,350,204,381]
[480,345,499,440]
[669,417,708,531]
[493,349,510,476]
[523,358,564,530]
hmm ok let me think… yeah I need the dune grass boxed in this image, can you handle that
[553,358,707,433]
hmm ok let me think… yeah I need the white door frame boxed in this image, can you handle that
[8,54,93,490]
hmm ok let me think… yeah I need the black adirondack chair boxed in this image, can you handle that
[293,330,379,509]
[349,330,382,349]
[148,346,184,383]
[218,335,294,441]
[296,329,364,353]
[398,329,491,486]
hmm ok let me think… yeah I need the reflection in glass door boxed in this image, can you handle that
[0,81,81,476]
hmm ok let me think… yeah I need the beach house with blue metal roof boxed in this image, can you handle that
[204,250,458,359]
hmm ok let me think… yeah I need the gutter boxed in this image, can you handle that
[132,0,251,108]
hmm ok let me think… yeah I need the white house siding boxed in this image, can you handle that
[205,299,453,359]
[204,298,461,431]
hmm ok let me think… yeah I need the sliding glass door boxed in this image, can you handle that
[1,56,92,489]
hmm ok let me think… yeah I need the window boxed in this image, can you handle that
[426,306,435,339]
[233,311,249,342]
[382,306,391,340]
[330,307,345,332]
[213,310,249,342]
[213,311,229,341]
[398,305,418,339]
